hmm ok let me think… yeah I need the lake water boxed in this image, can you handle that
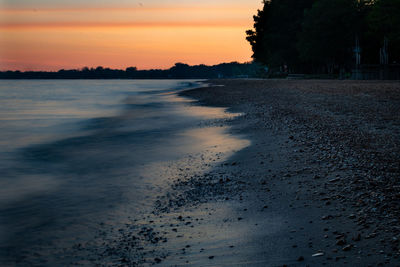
[0,80,249,264]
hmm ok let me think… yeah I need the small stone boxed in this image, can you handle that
[322,215,333,220]
[342,245,352,251]
[312,252,324,257]
[297,256,304,261]
[352,234,361,241]
[336,239,346,246]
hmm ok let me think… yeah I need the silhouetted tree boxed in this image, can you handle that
[297,0,359,73]
[125,67,137,78]
[367,0,400,63]
[246,0,400,75]
[246,0,313,71]
[246,1,272,65]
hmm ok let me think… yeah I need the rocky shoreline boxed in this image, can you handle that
[176,79,400,266]
[58,79,400,266]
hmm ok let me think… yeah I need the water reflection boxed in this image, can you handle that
[0,80,249,264]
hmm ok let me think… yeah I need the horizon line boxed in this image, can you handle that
[0,61,254,72]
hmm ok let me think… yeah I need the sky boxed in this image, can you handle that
[0,0,262,71]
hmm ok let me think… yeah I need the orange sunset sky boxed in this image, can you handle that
[0,0,262,71]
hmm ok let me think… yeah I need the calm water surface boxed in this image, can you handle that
[0,80,248,264]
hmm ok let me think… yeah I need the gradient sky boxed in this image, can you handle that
[0,0,261,71]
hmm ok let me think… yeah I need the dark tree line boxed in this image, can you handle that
[0,62,263,79]
[246,0,400,75]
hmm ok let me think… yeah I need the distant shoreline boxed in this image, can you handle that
[0,62,261,80]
